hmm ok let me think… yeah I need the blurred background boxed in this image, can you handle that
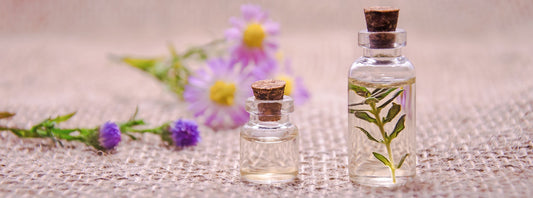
[1,0,532,196]
[1,0,532,114]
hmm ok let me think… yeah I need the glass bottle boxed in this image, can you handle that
[347,28,416,186]
[240,92,299,184]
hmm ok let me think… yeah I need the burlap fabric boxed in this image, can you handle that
[1,1,532,197]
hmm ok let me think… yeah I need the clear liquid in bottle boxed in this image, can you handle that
[240,125,299,184]
[348,77,416,187]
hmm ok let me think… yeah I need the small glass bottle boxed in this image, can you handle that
[240,80,299,184]
[348,7,416,187]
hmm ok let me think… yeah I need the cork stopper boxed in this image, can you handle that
[364,6,400,48]
[252,79,285,100]
[364,7,399,32]
[251,79,285,121]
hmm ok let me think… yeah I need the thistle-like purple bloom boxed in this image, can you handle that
[98,121,121,150]
[168,119,201,147]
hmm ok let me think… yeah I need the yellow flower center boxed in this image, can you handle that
[209,81,236,106]
[243,23,266,48]
[276,75,294,96]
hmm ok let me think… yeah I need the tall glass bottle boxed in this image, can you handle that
[348,7,416,187]
[240,80,299,184]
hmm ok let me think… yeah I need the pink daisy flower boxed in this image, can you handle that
[225,4,280,67]
[183,58,257,130]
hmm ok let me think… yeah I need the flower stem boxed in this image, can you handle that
[126,122,168,135]
[386,141,396,183]
[370,102,397,183]
[128,128,162,134]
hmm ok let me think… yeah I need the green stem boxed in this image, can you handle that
[128,128,162,134]
[126,122,168,135]
[0,126,22,137]
[370,103,387,140]
[1,126,40,138]
[370,102,397,183]
[386,141,396,183]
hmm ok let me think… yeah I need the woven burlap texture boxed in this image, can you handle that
[1,1,533,197]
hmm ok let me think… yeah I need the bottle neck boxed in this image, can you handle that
[358,29,407,58]
[245,96,295,125]
[249,114,291,125]
[363,48,402,58]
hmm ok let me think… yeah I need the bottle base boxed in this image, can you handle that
[350,175,414,187]
[241,171,298,184]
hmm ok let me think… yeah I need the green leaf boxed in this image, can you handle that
[373,152,391,167]
[364,97,379,105]
[348,102,364,107]
[182,48,207,60]
[349,84,371,98]
[356,127,380,143]
[374,88,397,100]
[168,44,179,58]
[0,112,15,119]
[124,132,138,140]
[52,128,85,141]
[354,112,377,123]
[50,112,76,123]
[383,103,401,123]
[51,128,77,135]
[389,114,406,139]
[119,119,146,130]
[6,128,24,137]
[378,89,404,109]
[371,88,385,95]
[397,153,410,169]
[123,57,160,70]
[349,109,373,114]
[129,106,139,121]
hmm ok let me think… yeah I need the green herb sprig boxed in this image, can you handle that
[0,110,145,151]
[0,108,201,150]
[116,39,225,99]
[349,85,409,183]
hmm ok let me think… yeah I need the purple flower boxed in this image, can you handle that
[168,119,201,147]
[225,4,279,67]
[98,121,121,150]
[184,58,257,130]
